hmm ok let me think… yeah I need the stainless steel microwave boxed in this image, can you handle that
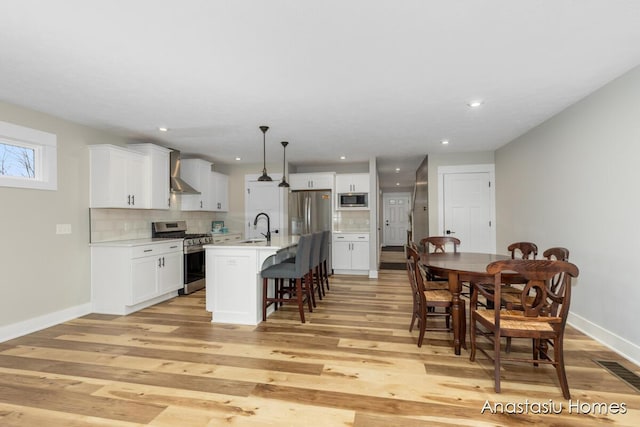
[338,192,368,208]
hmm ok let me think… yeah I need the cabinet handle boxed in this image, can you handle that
[162,257,165,267]
[127,195,131,205]
[170,245,178,249]
[158,257,162,267]
[144,249,153,253]
[132,195,135,205]
[200,200,203,208]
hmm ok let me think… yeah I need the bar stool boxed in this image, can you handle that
[309,231,323,304]
[261,234,313,323]
[319,230,331,294]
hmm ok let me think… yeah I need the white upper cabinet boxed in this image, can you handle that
[89,144,147,208]
[212,171,229,211]
[128,143,171,209]
[336,173,370,194]
[180,159,229,211]
[180,158,213,211]
[289,172,335,190]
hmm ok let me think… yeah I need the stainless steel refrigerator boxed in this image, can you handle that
[289,190,332,270]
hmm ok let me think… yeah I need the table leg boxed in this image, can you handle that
[449,272,462,355]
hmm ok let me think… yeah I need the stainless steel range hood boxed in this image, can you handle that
[170,150,200,194]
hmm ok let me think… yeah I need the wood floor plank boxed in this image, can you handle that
[0,268,638,425]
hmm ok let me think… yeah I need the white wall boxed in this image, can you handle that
[0,101,131,338]
[495,65,640,364]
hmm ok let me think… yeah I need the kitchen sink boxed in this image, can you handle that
[239,239,267,244]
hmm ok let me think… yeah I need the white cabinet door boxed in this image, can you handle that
[129,143,171,209]
[181,159,212,211]
[126,152,147,208]
[332,240,352,270]
[350,241,370,270]
[289,173,334,190]
[212,171,228,211]
[130,256,158,305]
[90,145,147,208]
[158,250,183,294]
[336,173,370,193]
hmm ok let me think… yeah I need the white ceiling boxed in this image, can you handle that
[2,0,640,190]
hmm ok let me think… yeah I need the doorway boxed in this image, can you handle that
[382,192,411,246]
[437,165,495,253]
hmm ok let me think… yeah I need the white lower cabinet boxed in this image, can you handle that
[332,233,369,275]
[91,240,184,314]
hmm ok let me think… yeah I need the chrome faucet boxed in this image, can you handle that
[253,212,271,243]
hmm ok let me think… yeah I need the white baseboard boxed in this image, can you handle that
[369,270,378,279]
[0,303,92,343]
[568,311,640,366]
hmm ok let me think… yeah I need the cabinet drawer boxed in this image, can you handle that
[131,242,182,258]
[333,233,369,242]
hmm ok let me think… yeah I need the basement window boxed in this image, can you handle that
[0,121,57,190]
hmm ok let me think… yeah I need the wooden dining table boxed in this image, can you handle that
[420,252,518,355]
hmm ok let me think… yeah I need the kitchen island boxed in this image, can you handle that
[204,235,299,325]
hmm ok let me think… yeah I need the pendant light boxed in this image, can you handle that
[257,125,272,181]
[278,141,290,187]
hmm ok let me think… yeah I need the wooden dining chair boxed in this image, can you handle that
[406,246,459,347]
[420,236,461,254]
[419,236,461,282]
[508,241,538,259]
[406,241,448,291]
[469,259,579,399]
[502,247,569,309]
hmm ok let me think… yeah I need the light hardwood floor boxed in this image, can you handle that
[0,260,638,426]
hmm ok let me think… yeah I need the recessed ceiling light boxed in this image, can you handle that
[467,100,483,108]
[158,127,169,132]
[441,139,450,145]
[395,168,400,173]
[235,156,241,161]
[396,182,400,186]
[340,156,346,160]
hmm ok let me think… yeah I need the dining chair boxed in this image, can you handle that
[419,236,461,282]
[469,259,579,398]
[502,247,569,309]
[420,236,461,254]
[406,245,458,347]
[508,241,538,259]
[499,241,539,305]
[406,241,448,290]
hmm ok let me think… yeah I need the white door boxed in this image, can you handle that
[383,193,411,246]
[245,179,283,240]
[439,165,495,253]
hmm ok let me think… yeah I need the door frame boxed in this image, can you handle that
[382,192,412,246]
[437,164,496,253]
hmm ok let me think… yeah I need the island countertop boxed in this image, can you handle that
[203,234,299,251]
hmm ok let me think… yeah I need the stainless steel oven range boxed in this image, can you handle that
[151,220,212,295]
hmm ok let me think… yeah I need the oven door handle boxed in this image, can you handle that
[184,246,205,255]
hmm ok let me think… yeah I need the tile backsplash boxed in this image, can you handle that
[333,210,370,232]
[90,207,222,242]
